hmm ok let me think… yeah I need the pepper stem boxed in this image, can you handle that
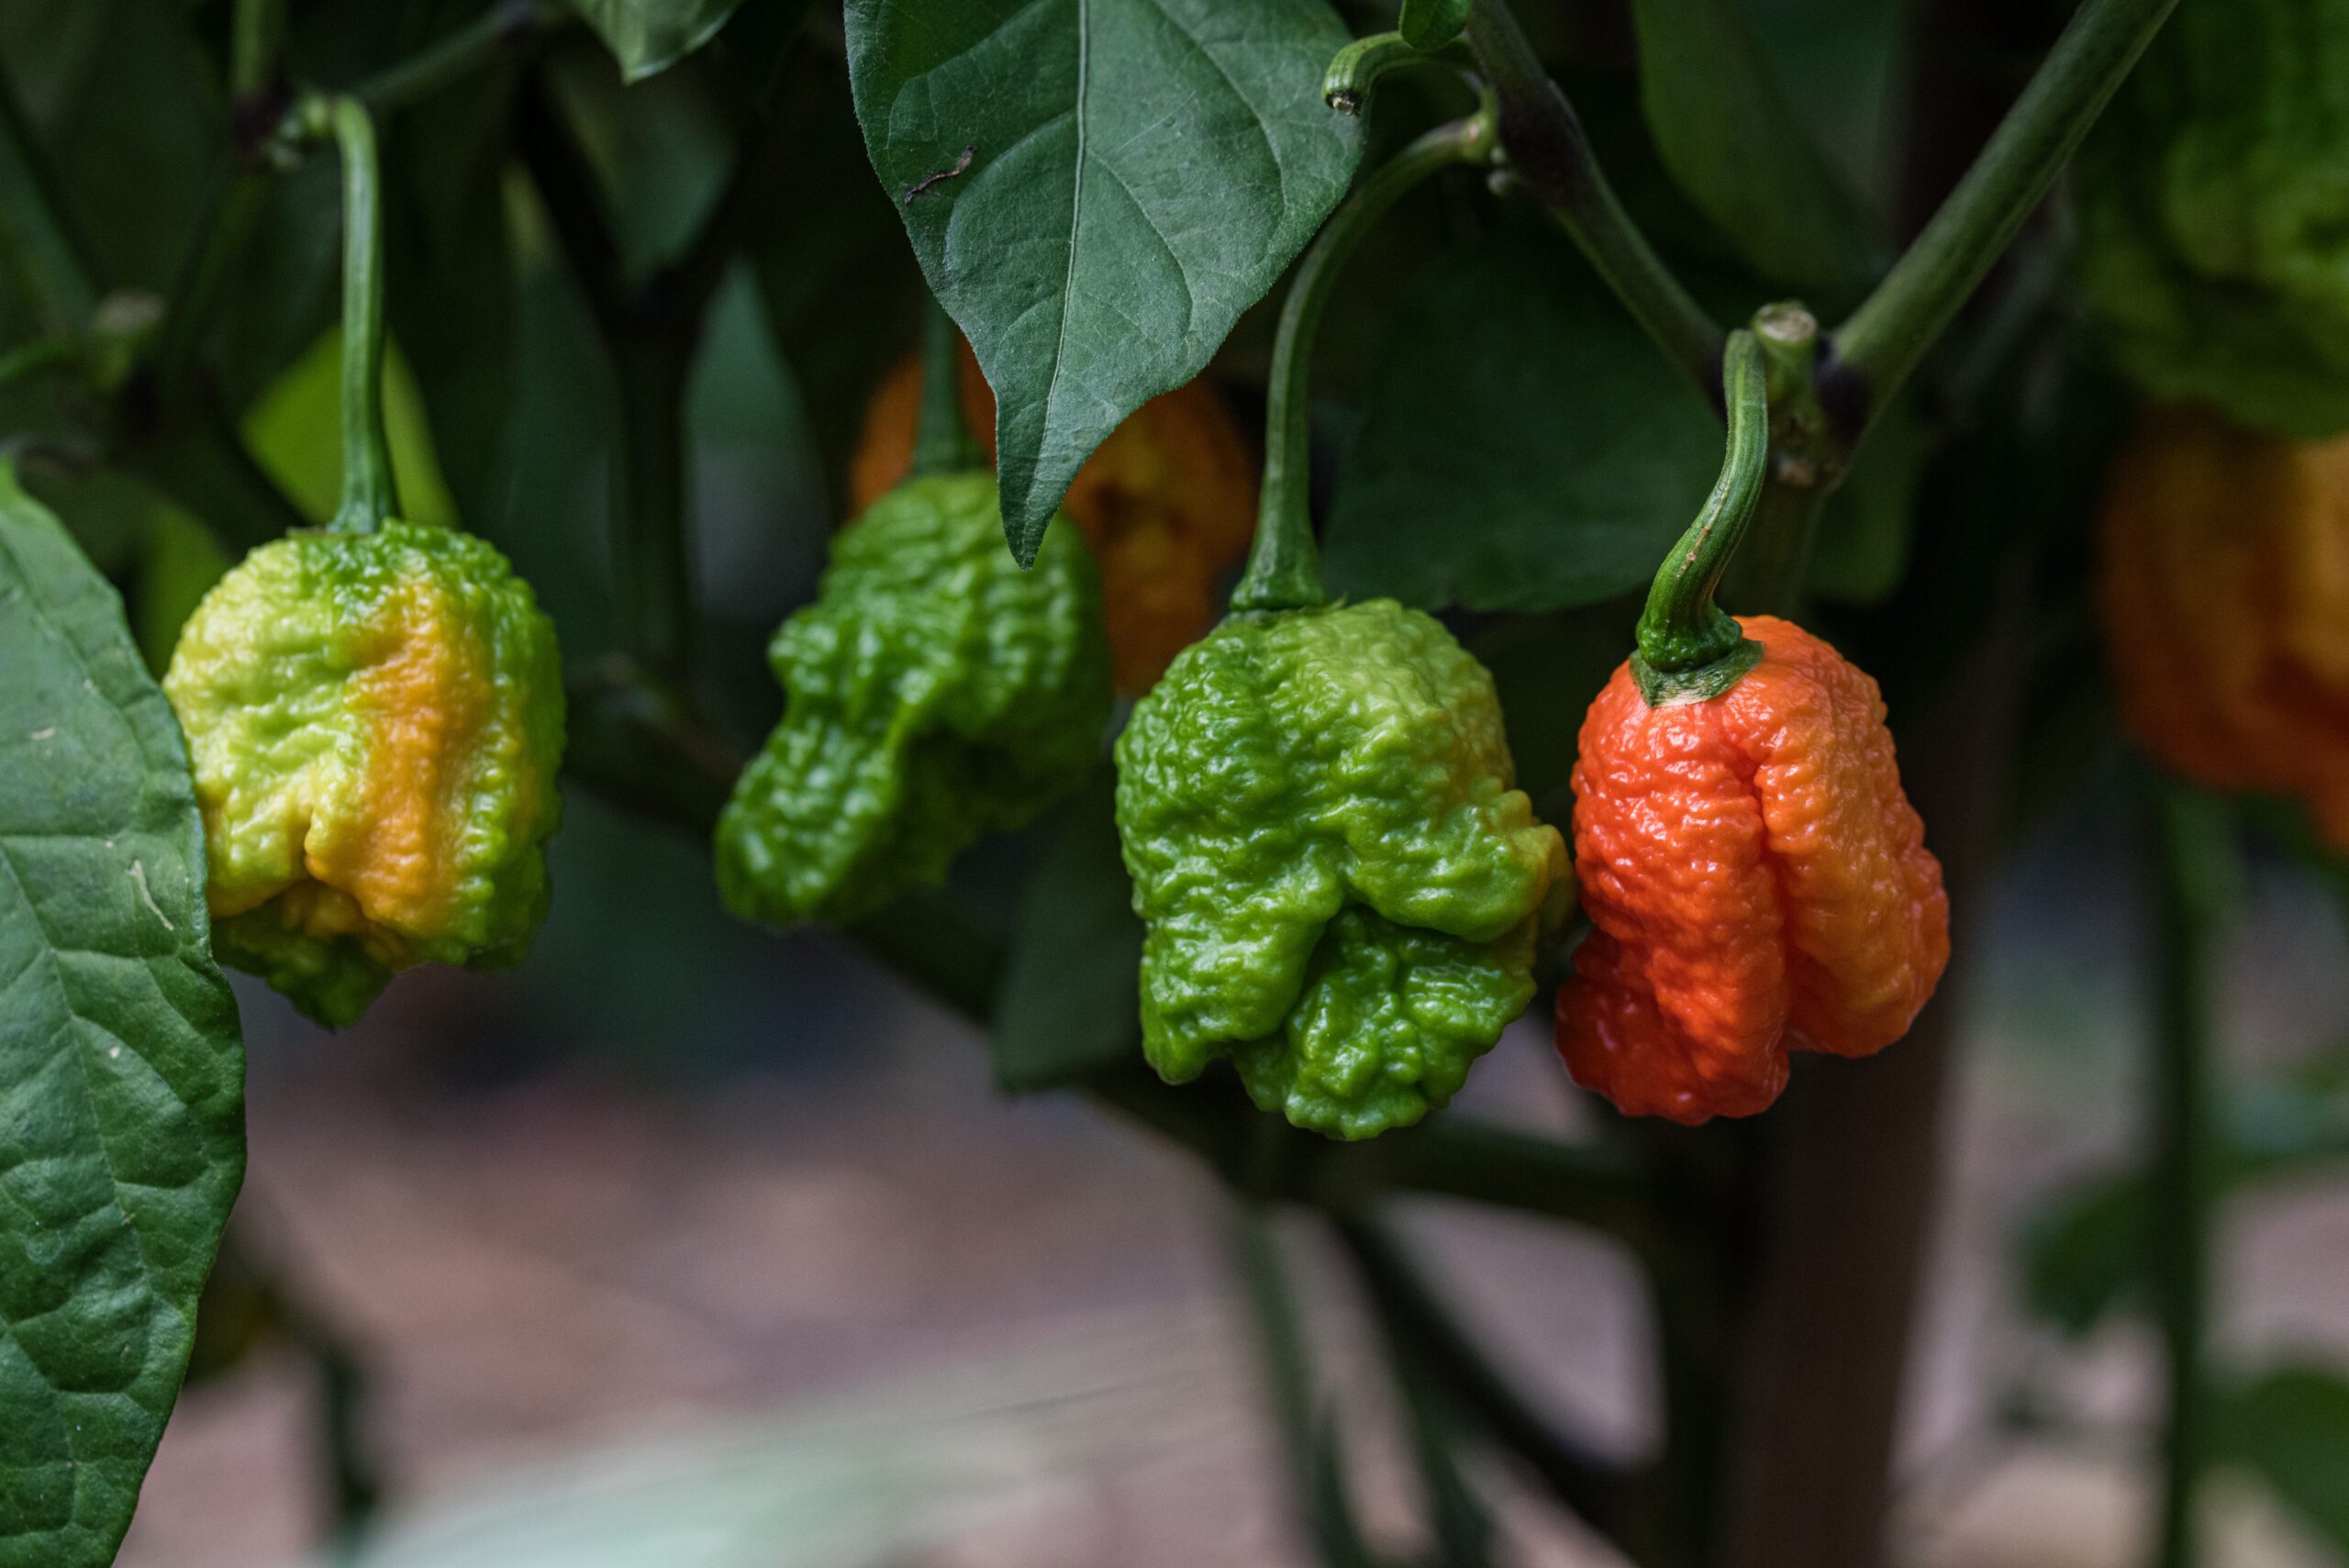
[1230,103,1498,615]
[313,95,398,535]
[1631,329,1768,705]
[909,291,982,478]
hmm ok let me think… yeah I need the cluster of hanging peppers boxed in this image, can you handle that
[166,26,1959,1137]
[2076,0,2349,848]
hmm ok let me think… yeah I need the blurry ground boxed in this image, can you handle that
[114,786,2349,1568]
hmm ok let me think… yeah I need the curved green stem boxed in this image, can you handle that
[1631,329,1767,704]
[1832,0,2180,410]
[910,293,981,477]
[1321,31,1475,115]
[1462,0,1721,398]
[1232,107,1497,614]
[307,95,397,535]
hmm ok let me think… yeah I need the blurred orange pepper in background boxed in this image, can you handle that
[2099,404,2349,850]
[851,340,1257,695]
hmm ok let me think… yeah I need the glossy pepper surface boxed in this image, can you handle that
[717,472,1110,928]
[2099,404,2349,848]
[851,342,1256,693]
[2073,0,2349,438]
[1116,598,1568,1140]
[163,518,564,1026]
[1557,615,1949,1124]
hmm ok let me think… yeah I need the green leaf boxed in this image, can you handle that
[989,766,1142,1093]
[1808,393,1932,605]
[2214,1364,2349,1551]
[1398,0,1471,51]
[749,54,924,517]
[2017,1067,2349,1336]
[0,463,245,1568]
[2017,1172,2145,1337]
[240,328,461,530]
[1324,230,1720,612]
[573,0,746,83]
[1628,0,1885,296]
[384,68,521,528]
[845,0,1364,562]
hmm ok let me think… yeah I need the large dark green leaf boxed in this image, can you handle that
[845,0,1364,562]
[1324,230,1720,612]
[0,463,245,1568]
[989,766,1141,1093]
[1629,0,1884,296]
[2214,1364,2349,1552]
[574,0,747,83]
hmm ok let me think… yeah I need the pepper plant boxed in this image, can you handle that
[5,2,2349,1567]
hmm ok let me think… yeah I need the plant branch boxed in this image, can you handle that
[2148,778,2232,1568]
[1230,1205,1373,1568]
[1334,1213,1636,1551]
[1462,0,1721,399]
[1832,0,2180,411]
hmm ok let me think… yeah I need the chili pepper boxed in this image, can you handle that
[1112,111,1557,1140]
[2073,0,2349,438]
[1116,596,1568,1140]
[163,95,566,1027]
[1554,332,1948,1123]
[718,317,1112,928]
[164,518,565,1026]
[850,338,1255,693]
[2099,403,2349,849]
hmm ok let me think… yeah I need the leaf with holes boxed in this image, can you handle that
[0,463,244,1568]
[845,0,1363,562]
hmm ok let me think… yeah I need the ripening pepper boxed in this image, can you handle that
[1557,615,1950,1124]
[716,471,1111,928]
[163,518,564,1026]
[1116,599,1569,1140]
[2073,0,2349,437]
[851,340,1256,693]
[2099,404,2349,848]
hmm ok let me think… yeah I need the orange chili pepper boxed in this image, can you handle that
[2099,404,2349,850]
[1557,614,1951,1123]
[850,340,1256,693]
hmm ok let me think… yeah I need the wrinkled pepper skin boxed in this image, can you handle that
[1557,616,1948,1125]
[2099,405,2349,847]
[852,343,1256,693]
[2073,0,2349,437]
[717,472,1110,928]
[1116,599,1568,1140]
[163,519,564,1026]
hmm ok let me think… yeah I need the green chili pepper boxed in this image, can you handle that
[715,472,1111,928]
